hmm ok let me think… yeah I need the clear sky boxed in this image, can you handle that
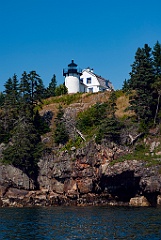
[0,0,161,91]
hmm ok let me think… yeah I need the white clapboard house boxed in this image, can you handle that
[63,60,114,94]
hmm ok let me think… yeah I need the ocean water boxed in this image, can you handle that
[0,206,161,240]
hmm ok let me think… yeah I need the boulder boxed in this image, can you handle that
[157,195,161,205]
[64,178,78,198]
[0,164,35,190]
[77,178,93,194]
[129,196,150,207]
[50,179,64,194]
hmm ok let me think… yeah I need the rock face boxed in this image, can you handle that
[129,196,150,207]
[0,141,161,207]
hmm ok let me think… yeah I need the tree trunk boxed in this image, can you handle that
[154,92,161,125]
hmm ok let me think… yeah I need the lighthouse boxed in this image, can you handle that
[63,60,82,93]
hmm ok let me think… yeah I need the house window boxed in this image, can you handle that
[87,77,91,84]
[88,87,93,93]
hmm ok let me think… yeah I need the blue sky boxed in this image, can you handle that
[0,0,161,91]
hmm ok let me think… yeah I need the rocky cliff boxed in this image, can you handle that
[1,92,161,207]
[1,141,161,207]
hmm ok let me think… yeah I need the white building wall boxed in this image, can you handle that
[65,74,80,93]
[80,84,86,93]
[80,70,100,93]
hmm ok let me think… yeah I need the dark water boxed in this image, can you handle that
[0,206,161,240]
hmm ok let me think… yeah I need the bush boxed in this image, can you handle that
[53,105,69,145]
[77,102,108,133]
[95,117,123,144]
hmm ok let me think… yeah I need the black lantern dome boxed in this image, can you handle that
[63,60,82,76]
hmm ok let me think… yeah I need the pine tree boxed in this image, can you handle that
[3,75,19,137]
[107,91,117,117]
[33,110,50,135]
[55,84,68,96]
[95,117,122,144]
[128,44,155,125]
[122,79,131,93]
[2,117,43,178]
[46,74,57,98]
[54,105,69,145]
[27,71,45,118]
[19,71,31,117]
[0,92,5,107]
[152,41,161,124]
[153,41,161,76]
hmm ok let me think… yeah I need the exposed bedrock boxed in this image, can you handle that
[0,142,161,207]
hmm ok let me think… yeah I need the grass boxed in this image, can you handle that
[43,93,83,106]
[59,136,86,153]
[116,94,134,118]
[111,144,161,167]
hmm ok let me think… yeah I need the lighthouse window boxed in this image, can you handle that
[87,77,91,84]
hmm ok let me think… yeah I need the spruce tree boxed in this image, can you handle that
[19,71,31,117]
[3,76,19,137]
[55,84,68,96]
[152,41,161,124]
[2,117,43,178]
[46,74,57,98]
[129,44,155,125]
[54,105,69,145]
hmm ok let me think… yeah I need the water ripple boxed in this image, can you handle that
[0,206,161,239]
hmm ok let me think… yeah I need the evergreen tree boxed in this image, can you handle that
[46,74,57,98]
[4,77,14,105]
[19,71,31,117]
[33,110,50,135]
[107,91,117,117]
[54,105,69,145]
[0,92,5,107]
[26,71,45,118]
[153,41,161,76]
[95,116,122,145]
[55,84,68,96]
[122,79,131,93]
[152,41,161,124]
[2,117,43,178]
[77,102,108,133]
[3,75,19,136]
[128,44,155,125]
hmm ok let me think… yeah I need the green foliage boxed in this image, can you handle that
[111,142,161,167]
[77,102,108,133]
[43,92,83,106]
[153,41,161,76]
[128,44,155,123]
[125,42,161,127]
[107,91,117,117]
[0,92,5,106]
[95,116,122,144]
[61,136,83,151]
[46,74,57,98]
[55,84,68,96]
[122,79,131,94]
[76,92,120,144]
[33,110,51,135]
[54,105,69,145]
[0,71,52,179]
[114,89,124,98]
[2,118,43,177]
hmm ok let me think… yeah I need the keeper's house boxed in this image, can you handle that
[63,60,114,94]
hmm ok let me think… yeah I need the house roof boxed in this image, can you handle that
[82,69,114,90]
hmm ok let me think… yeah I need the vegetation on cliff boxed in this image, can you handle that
[0,41,161,179]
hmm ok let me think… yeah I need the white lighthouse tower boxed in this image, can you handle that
[63,60,82,93]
